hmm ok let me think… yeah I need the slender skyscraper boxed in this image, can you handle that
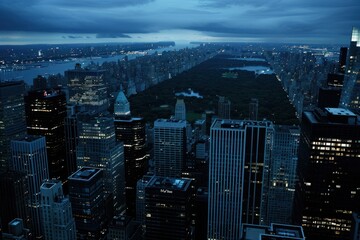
[10,135,49,239]
[40,180,76,240]
[208,119,273,240]
[340,27,360,110]
[299,108,360,239]
[153,119,186,177]
[249,98,259,120]
[114,89,148,217]
[77,114,125,212]
[218,96,231,119]
[174,98,186,120]
[25,89,67,181]
[0,81,27,173]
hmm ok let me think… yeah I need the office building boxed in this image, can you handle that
[153,119,186,177]
[339,47,348,74]
[218,96,231,119]
[174,98,186,120]
[2,219,30,240]
[0,171,28,233]
[25,89,67,181]
[266,125,299,225]
[77,114,125,211]
[136,175,155,225]
[340,27,360,110]
[145,177,194,240]
[114,90,148,217]
[68,168,107,240]
[249,98,259,120]
[208,119,273,240]
[40,180,76,240]
[299,108,360,239]
[107,215,141,240]
[0,81,27,173]
[64,105,79,178]
[241,223,305,240]
[10,135,49,239]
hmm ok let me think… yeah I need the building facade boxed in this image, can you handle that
[10,135,49,239]
[299,108,360,239]
[153,119,186,178]
[40,180,76,240]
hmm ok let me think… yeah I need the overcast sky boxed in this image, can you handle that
[1,0,359,45]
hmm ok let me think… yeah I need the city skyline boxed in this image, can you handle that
[0,0,359,45]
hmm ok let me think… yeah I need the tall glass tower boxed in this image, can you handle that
[0,81,27,173]
[340,27,360,111]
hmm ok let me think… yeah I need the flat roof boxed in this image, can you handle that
[212,119,272,130]
[69,167,101,181]
[154,118,187,127]
[325,108,356,117]
[148,176,192,191]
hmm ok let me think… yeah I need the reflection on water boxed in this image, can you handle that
[225,66,274,75]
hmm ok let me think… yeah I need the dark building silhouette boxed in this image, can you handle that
[327,73,344,87]
[249,98,259,120]
[339,47,348,74]
[145,177,194,240]
[241,223,305,240]
[0,171,28,233]
[299,108,360,239]
[32,75,47,90]
[218,96,231,119]
[318,87,342,108]
[0,81,27,173]
[68,167,107,240]
[25,89,67,182]
[64,105,79,178]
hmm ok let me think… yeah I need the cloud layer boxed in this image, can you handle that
[0,0,359,44]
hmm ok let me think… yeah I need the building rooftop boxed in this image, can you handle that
[325,107,356,117]
[147,176,192,192]
[154,118,187,127]
[242,223,305,240]
[212,119,272,130]
[68,167,101,181]
[305,107,359,125]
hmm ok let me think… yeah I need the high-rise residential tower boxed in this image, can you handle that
[208,119,273,240]
[153,119,186,178]
[218,96,231,119]
[25,89,67,182]
[76,114,125,212]
[174,98,186,120]
[299,108,360,239]
[0,81,27,173]
[40,180,76,240]
[10,135,49,239]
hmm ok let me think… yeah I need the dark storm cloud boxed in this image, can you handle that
[0,0,359,43]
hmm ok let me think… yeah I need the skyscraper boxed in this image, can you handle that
[10,135,49,239]
[40,180,76,240]
[0,171,28,233]
[114,89,148,217]
[76,114,125,212]
[299,108,360,239]
[0,81,27,173]
[208,119,273,240]
[249,98,259,120]
[266,125,299,225]
[145,176,194,240]
[153,119,186,177]
[340,27,360,110]
[218,96,231,119]
[25,88,67,181]
[174,98,186,120]
[68,167,107,240]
